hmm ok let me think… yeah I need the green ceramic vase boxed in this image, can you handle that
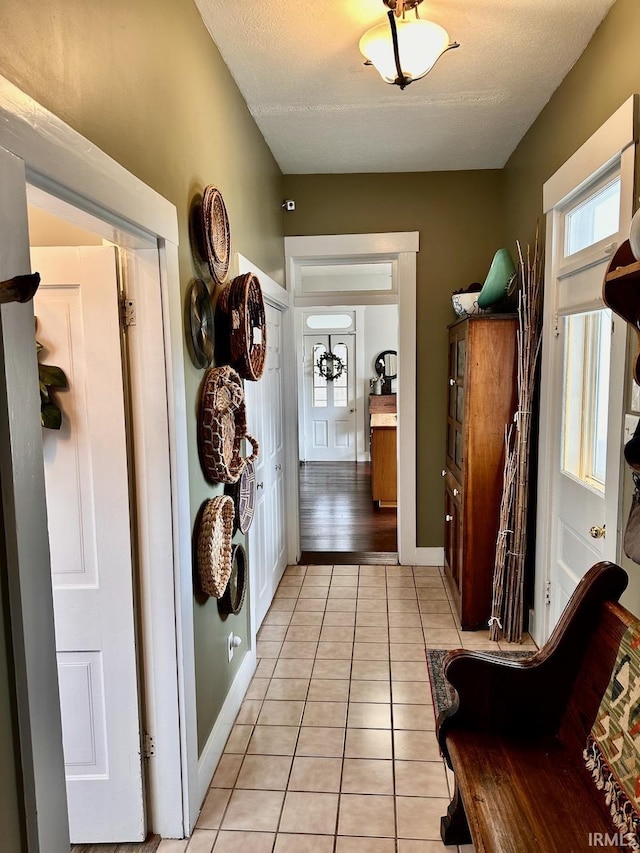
[477,248,516,309]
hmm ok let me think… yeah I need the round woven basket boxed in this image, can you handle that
[220,543,247,615]
[201,185,231,284]
[196,495,235,598]
[216,272,267,381]
[225,459,257,535]
[198,365,260,484]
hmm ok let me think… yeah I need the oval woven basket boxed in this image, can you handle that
[220,543,247,615]
[225,459,257,535]
[196,495,235,598]
[201,185,231,284]
[198,365,260,484]
[216,272,267,381]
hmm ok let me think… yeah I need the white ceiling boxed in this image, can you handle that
[194,0,616,174]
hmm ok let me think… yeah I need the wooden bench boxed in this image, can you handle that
[437,561,637,852]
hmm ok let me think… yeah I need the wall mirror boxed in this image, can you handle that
[375,349,398,380]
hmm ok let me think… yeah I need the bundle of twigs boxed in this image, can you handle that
[489,230,544,643]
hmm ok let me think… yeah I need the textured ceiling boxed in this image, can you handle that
[194,0,616,174]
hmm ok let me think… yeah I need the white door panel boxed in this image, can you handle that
[33,246,145,843]
[246,303,288,629]
[302,333,356,462]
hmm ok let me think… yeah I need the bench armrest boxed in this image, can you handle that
[437,562,627,761]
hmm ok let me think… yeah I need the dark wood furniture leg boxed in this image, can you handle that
[440,784,472,846]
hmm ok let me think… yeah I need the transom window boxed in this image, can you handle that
[306,313,354,331]
[564,177,621,258]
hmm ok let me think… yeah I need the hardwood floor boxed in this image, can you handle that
[299,461,397,557]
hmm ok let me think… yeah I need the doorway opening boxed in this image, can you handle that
[26,191,164,846]
[285,232,420,567]
[297,300,399,564]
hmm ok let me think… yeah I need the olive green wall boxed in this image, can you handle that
[0,0,284,764]
[283,172,504,546]
[503,0,640,248]
[501,0,640,616]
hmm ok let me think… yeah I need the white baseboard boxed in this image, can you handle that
[196,648,256,806]
[412,547,445,566]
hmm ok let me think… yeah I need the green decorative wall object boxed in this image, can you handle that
[477,248,517,309]
[37,340,68,430]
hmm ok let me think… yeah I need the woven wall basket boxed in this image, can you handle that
[197,495,234,598]
[225,459,257,535]
[198,365,260,484]
[201,185,231,284]
[219,543,247,616]
[216,272,267,381]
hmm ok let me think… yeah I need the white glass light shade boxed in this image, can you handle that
[359,17,452,85]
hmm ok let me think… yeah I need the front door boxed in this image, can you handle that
[302,333,356,462]
[545,169,626,637]
[33,246,145,843]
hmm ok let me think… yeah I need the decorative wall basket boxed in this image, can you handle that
[201,185,231,284]
[225,459,257,535]
[219,543,247,615]
[216,272,267,381]
[198,365,260,484]
[196,495,235,598]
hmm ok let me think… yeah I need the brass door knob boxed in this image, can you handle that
[589,525,606,539]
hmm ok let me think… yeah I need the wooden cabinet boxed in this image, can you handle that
[370,394,397,506]
[444,316,517,629]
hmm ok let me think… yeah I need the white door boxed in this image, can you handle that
[302,333,356,461]
[246,302,287,628]
[544,170,626,637]
[32,246,145,843]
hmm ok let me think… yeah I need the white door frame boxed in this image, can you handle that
[284,233,433,566]
[534,95,638,646]
[0,74,198,840]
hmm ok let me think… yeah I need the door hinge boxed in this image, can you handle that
[545,580,552,605]
[120,295,137,328]
[553,312,560,338]
[142,732,155,760]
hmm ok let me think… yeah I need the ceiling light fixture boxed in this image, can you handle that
[359,0,459,90]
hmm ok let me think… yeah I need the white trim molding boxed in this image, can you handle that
[543,95,639,213]
[413,548,445,567]
[197,650,256,805]
[285,232,419,566]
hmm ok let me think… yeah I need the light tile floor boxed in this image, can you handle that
[160,565,537,853]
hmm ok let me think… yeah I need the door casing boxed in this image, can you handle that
[0,73,198,842]
[535,95,638,645]
[285,233,431,566]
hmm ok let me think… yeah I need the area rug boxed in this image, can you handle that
[426,648,534,723]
